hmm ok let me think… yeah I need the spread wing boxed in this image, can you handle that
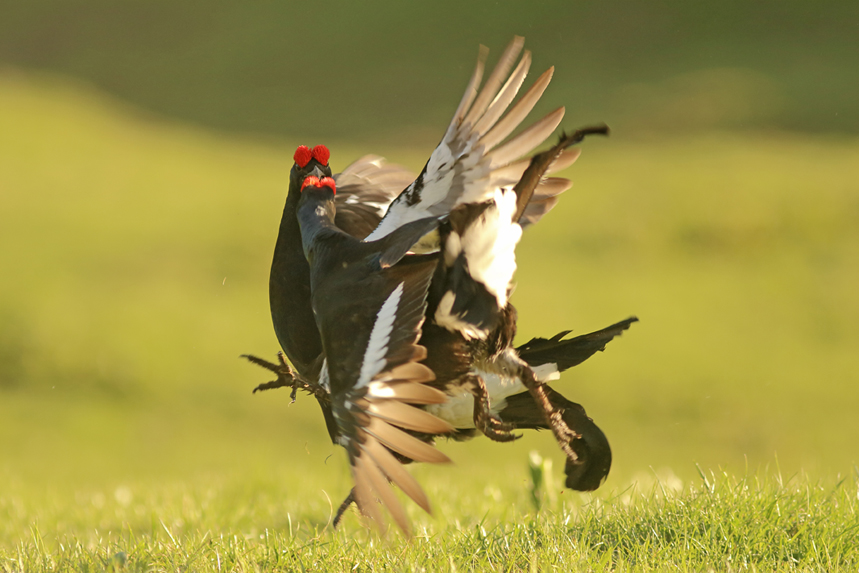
[334,155,416,239]
[366,36,579,242]
[329,258,453,535]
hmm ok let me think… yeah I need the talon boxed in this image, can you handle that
[469,374,519,443]
[480,420,520,442]
[510,357,582,460]
[242,352,301,396]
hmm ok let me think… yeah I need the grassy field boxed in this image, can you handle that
[3,469,858,571]
[1,71,858,570]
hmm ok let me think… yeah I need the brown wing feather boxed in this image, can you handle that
[367,380,447,404]
[362,439,432,513]
[374,361,436,384]
[329,257,450,535]
[360,450,411,536]
[365,417,452,464]
[368,400,455,434]
[352,456,385,528]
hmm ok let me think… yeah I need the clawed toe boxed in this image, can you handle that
[476,412,521,442]
[241,352,300,400]
[550,410,580,460]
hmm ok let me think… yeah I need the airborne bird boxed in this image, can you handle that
[244,37,637,532]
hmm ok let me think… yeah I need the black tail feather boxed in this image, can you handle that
[517,316,638,372]
[498,385,612,491]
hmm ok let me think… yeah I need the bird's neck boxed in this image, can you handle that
[296,194,339,261]
[269,188,321,373]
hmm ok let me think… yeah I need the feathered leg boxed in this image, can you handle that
[469,374,520,442]
[505,355,578,460]
[497,385,612,491]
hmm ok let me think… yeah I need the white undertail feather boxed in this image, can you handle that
[357,283,403,388]
[427,357,562,430]
[530,362,561,382]
[426,367,526,429]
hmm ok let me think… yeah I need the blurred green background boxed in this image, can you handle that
[1,0,857,516]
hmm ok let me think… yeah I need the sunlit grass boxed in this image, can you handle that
[1,71,858,569]
[2,467,857,571]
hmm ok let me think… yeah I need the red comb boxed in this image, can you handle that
[300,176,336,195]
[293,145,312,168]
[312,145,330,166]
[319,176,336,194]
[301,176,320,191]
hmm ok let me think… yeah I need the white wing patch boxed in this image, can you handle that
[356,283,404,388]
[365,38,565,243]
[319,358,330,392]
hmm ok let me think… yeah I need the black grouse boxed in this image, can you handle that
[244,37,637,531]
[295,174,453,534]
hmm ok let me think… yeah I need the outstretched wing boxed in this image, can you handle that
[334,155,416,240]
[329,258,453,535]
[366,37,573,242]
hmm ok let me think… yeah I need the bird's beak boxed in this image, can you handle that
[309,165,325,178]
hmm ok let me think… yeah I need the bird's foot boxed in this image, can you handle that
[241,352,301,402]
[549,408,580,461]
[471,374,521,443]
[476,409,520,443]
[514,361,579,460]
[332,489,355,530]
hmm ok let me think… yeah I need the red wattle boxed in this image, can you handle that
[312,145,330,166]
[293,145,312,168]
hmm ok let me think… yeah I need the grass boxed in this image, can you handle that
[1,70,858,570]
[2,468,858,571]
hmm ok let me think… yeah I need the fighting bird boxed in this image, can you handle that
[295,173,453,534]
[243,37,637,533]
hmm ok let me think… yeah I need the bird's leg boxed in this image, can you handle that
[241,352,301,401]
[510,357,579,460]
[332,488,355,529]
[469,374,520,443]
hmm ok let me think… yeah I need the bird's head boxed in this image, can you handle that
[296,174,337,227]
[290,144,332,192]
[299,175,337,198]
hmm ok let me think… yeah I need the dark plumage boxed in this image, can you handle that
[243,38,638,533]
